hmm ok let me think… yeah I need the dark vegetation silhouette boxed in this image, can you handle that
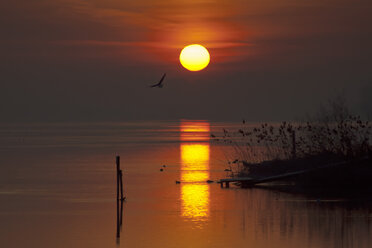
[212,97,372,191]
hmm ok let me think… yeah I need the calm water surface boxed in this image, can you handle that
[0,120,371,248]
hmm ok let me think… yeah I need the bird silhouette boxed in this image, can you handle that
[150,73,166,88]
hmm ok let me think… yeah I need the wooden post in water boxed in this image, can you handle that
[292,131,296,159]
[115,155,125,240]
[116,156,120,200]
[116,155,125,201]
[116,195,124,240]
[116,198,120,238]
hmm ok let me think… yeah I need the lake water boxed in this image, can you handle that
[0,120,371,248]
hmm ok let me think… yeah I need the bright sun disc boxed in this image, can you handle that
[179,44,210,71]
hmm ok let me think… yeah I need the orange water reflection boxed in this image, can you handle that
[180,120,210,221]
[181,120,210,142]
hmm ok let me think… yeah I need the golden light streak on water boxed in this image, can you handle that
[180,120,210,221]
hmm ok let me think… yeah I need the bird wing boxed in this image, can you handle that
[158,73,166,84]
[149,73,166,87]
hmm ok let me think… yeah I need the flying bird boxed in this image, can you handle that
[150,73,166,88]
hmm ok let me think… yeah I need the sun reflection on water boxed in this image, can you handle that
[180,121,210,222]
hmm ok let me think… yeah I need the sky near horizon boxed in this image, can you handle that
[1,0,371,122]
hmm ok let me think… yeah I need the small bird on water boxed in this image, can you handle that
[149,73,166,88]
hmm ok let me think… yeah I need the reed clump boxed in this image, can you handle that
[212,116,371,177]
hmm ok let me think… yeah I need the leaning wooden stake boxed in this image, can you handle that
[116,155,125,201]
[116,156,120,200]
[119,170,124,201]
[116,196,124,240]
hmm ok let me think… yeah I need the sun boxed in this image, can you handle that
[179,44,210,71]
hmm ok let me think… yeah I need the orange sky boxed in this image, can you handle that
[0,0,371,121]
[6,0,370,66]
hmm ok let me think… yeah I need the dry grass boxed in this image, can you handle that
[212,116,371,176]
